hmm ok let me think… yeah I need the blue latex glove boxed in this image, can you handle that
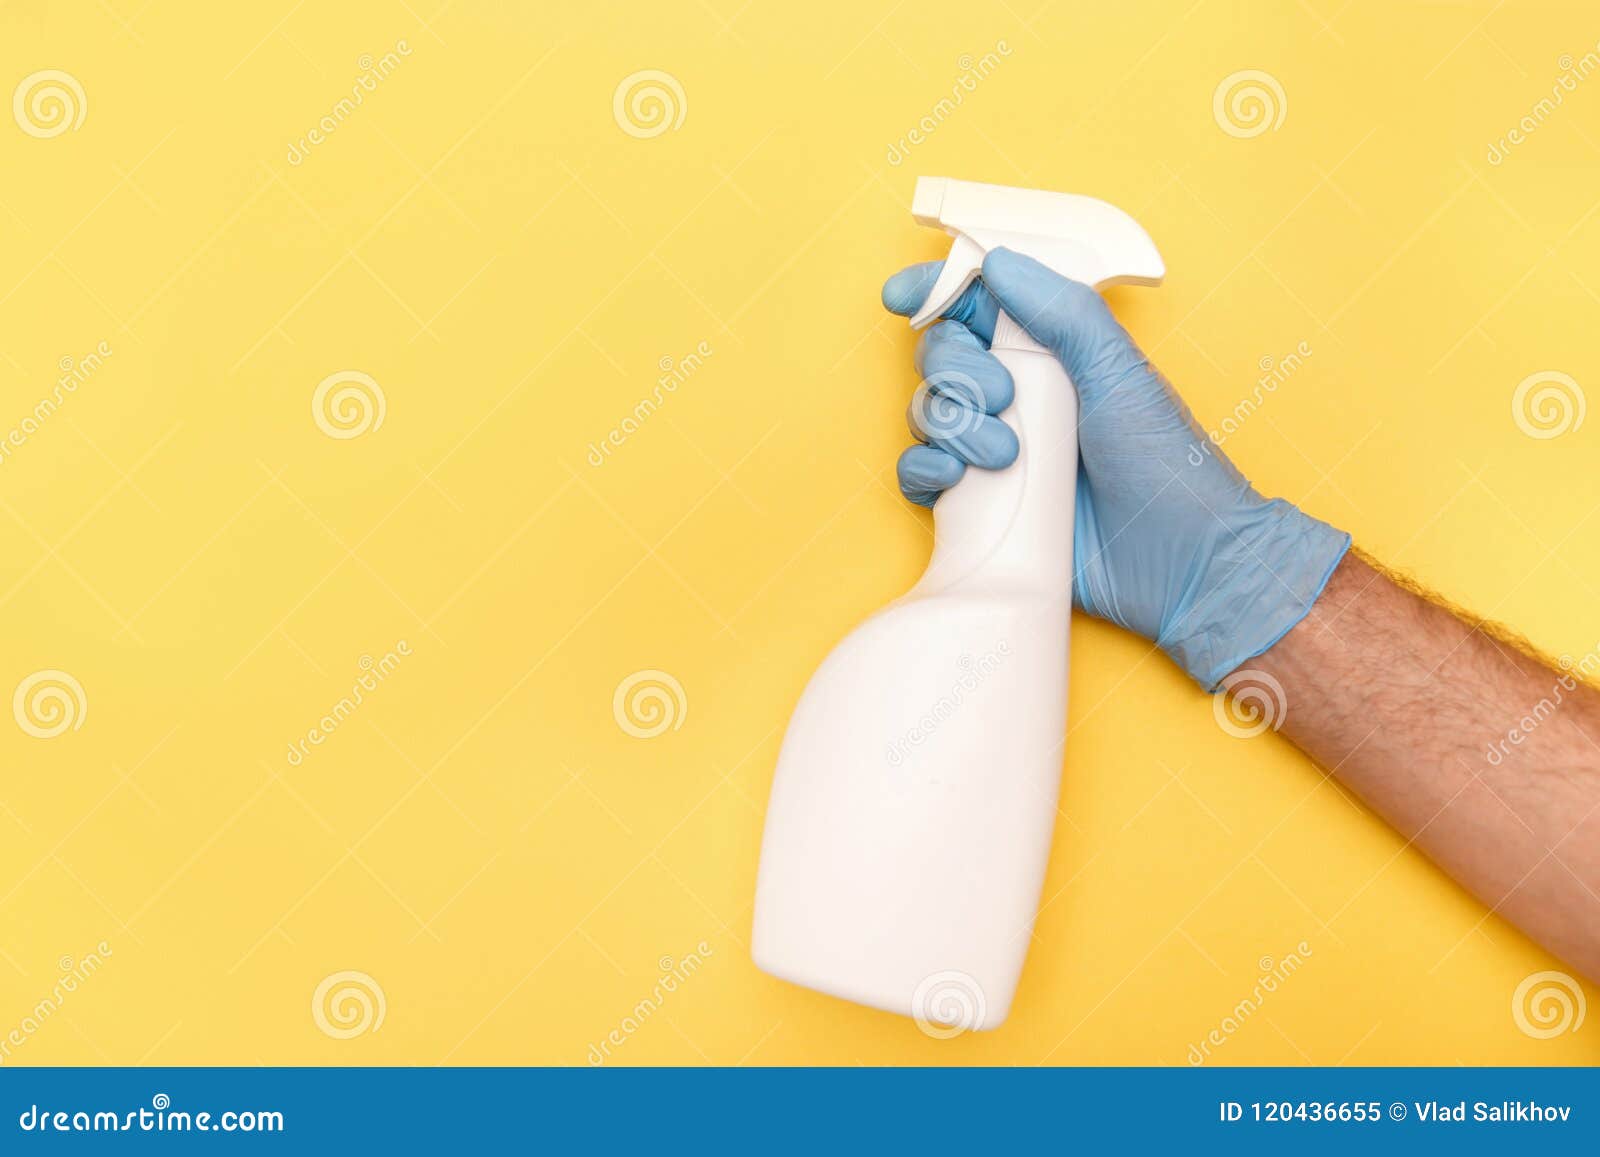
[882,247,1351,690]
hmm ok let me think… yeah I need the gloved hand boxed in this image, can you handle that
[882,247,1351,690]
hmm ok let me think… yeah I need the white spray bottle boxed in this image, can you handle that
[752,178,1164,1031]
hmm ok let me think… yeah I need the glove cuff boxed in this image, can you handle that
[1159,502,1352,691]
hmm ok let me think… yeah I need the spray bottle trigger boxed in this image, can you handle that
[908,233,987,330]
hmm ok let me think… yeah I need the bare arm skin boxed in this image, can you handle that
[1247,549,1600,980]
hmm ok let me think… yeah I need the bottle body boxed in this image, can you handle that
[753,335,1077,1030]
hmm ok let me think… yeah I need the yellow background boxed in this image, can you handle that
[1,0,1597,1065]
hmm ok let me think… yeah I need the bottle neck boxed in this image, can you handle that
[912,315,1077,599]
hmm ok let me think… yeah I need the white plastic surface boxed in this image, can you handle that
[908,176,1164,329]
[752,178,1163,1032]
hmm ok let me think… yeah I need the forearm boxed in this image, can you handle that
[1248,551,1600,980]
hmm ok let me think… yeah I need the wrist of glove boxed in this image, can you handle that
[1157,496,1350,691]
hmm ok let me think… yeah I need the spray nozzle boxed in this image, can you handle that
[907,176,1165,330]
